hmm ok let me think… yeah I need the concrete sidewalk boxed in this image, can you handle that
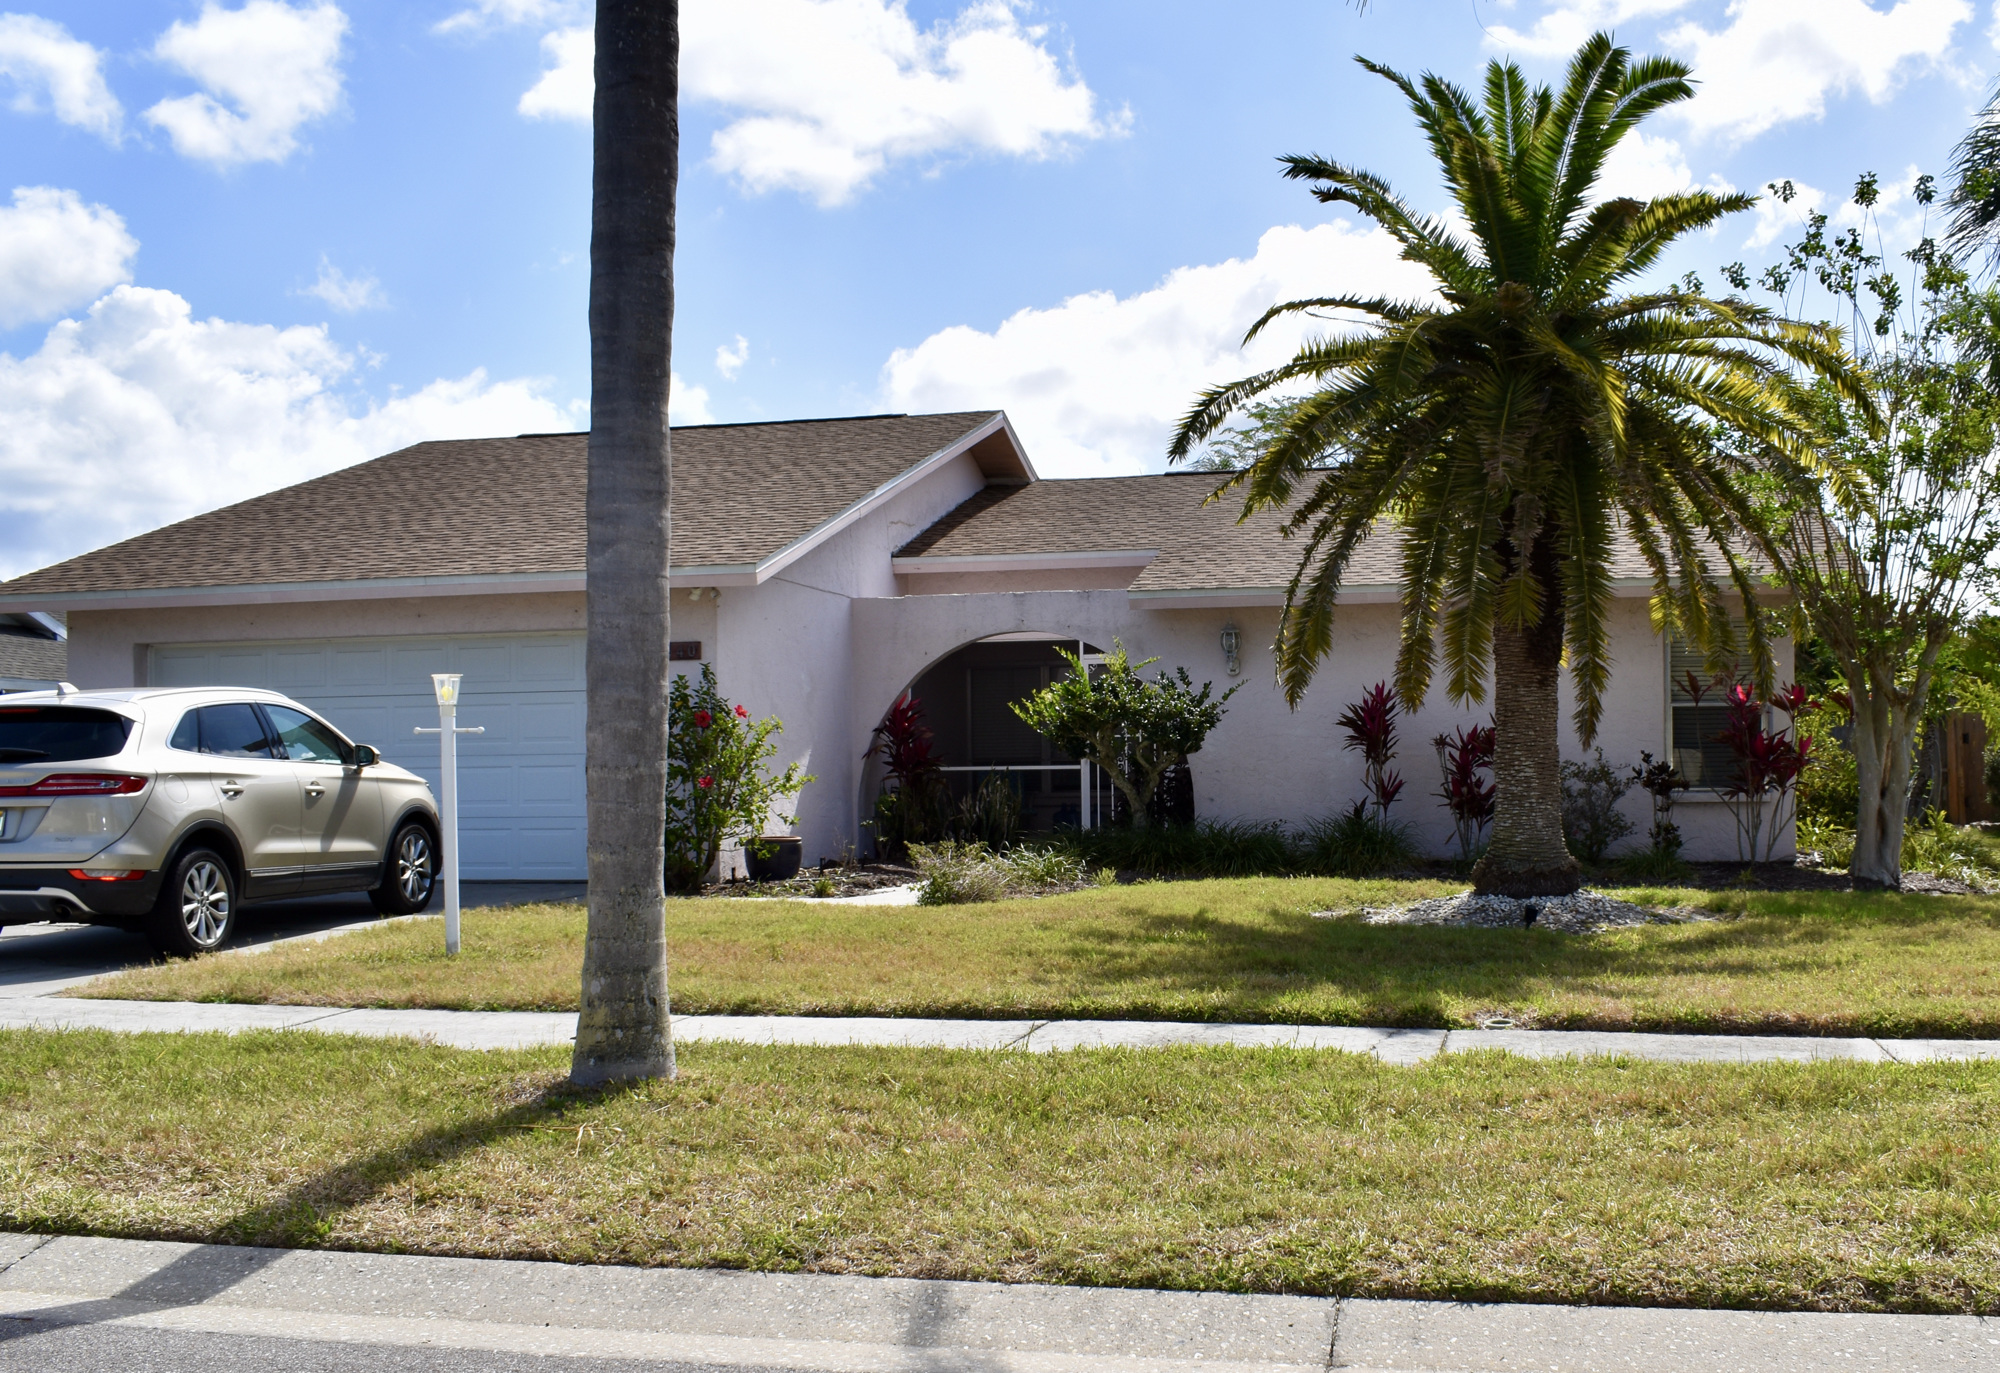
[6,994,2000,1064]
[0,1232,1993,1371]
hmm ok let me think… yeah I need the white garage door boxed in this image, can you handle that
[151,633,586,880]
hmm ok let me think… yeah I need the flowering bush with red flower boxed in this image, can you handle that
[666,665,812,890]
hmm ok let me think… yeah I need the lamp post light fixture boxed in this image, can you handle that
[1220,623,1241,677]
[414,672,483,955]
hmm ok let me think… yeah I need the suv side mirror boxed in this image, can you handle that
[352,744,380,768]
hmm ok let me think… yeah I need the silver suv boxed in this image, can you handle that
[0,687,440,955]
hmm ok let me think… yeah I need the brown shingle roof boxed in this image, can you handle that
[897,472,1661,593]
[2,412,1004,596]
[0,630,65,681]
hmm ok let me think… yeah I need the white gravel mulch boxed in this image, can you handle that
[1334,889,1715,934]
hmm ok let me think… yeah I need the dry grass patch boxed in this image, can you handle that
[4,1029,1999,1313]
[73,880,2000,1037]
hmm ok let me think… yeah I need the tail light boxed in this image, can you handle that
[0,774,149,797]
[68,868,147,882]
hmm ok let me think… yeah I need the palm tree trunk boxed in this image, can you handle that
[573,0,678,1087]
[1471,534,1582,897]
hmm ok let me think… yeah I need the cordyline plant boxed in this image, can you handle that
[1739,169,2000,885]
[1168,33,1870,897]
[1433,724,1497,860]
[664,665,812,891]
[1337,681,1405,819]
[863,693,948,860]
[1713,680,1815,864]
[1011,643,1239,827]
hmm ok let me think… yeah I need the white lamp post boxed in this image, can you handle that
[413,672,483,955]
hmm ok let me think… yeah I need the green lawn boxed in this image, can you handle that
[4,1028,1997,1313]
[79,878,2000,1038]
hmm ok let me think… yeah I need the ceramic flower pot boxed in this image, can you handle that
[746,835,803,883]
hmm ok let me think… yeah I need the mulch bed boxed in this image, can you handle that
[702,863,920,900]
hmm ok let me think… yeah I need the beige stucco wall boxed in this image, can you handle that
[848,589,1793,862]
[899,566,1143,595]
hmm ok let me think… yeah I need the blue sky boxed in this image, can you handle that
[1,0,1992,577]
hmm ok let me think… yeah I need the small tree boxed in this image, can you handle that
[1630,751,1690,857]
[665,666,811,890]
[1011,643,1239,827]
[1742,171,2000,884]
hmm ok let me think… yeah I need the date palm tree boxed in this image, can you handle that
[1171,33,1869,896]
[573,0,679,1085]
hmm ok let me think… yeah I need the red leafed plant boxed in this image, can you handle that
[1432,724,1496,861]
[865,692,941,785]
[1337,682,1404,820]
[865,693,947,859]
[1715,682,1815,863]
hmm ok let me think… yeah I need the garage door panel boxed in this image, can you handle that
[333,647,389,687]
[149,633,587,880]
[272,648,327,690]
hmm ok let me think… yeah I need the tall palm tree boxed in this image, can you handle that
[573,0,678,1085]
[1171,33,1869,897]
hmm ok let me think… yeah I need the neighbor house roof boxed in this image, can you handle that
[0,613,65,683]
[0,412,1027,608]
[894,472,1668,607]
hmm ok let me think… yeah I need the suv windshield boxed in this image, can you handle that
[0,706,135,763]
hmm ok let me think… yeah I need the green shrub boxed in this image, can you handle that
[1795,703,1859,824]
[1297,805,1420,877]
[909,841,1095,905]
[910,841,1009,906]
[1612,846,1694,881]
[1560,749,1635,862]
[1797,811,2000,884]
[1051,819,1298,878]
[665,665,812,891]
[1000,845,1089,889]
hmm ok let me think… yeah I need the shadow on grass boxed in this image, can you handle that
[1036,891,2000,1034]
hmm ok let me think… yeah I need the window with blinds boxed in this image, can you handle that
[1667,632,1748,788]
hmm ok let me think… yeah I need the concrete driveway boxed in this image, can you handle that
[0,882,585,998]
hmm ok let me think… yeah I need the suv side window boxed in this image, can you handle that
[264,705,352,764]
[196,703,276,758]
[169,711,199,753]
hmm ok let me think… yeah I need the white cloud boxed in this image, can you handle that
[518,23,590,121]
[0,13,122,141]
[1485,0,1696,58]
[1596,131,1698,200]
[0,285,580,579]
[299,256,385,312]
[714,334,749,380]
[0,186,136,328]
[670,372,715,424]
[1665,0,1971,142]
[1487,0,1971,145]
[881,219,1437,477]
[433,0,577,36]
[1744,177,1825,248]
[519,0,1125,206]
[145,1,348,166]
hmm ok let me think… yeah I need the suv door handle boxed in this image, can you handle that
[304,783,325,798]
[220,782,244,798]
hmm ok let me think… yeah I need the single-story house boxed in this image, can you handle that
[0,411,1788,878]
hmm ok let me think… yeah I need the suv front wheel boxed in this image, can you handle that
[370,820,436,915]
[147,848,238,957]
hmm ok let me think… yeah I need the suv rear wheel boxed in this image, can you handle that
[370,820,436,915]
[147,848,237,956]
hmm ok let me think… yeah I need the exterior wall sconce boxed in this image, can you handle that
[1220,622,1241,676]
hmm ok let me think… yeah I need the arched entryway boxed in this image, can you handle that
[898,633,1108,833]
